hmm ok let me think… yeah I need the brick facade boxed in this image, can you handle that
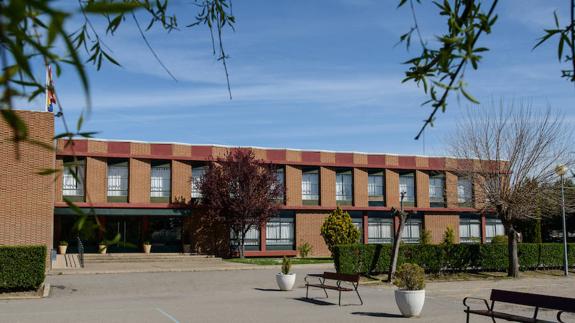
[415,170,430,208]
[86,157,107,203]
[424,214,460,244]
[353,168,368,207]
[295,212,330,256]
[129,158,150,203]
[0,111,55,263]
[320,167,336,207]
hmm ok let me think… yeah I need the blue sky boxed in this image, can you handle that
[21,0,575,155]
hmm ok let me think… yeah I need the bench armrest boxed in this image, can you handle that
[463,297,490,311]
[558,310,574,323]
[305,274,324,284]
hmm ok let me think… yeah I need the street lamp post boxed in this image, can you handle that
[555,165,569,276]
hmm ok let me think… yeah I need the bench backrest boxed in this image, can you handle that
[323,272,360,283]
[490,289,575,312]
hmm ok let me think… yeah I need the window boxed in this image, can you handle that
[266,214,294,250]
[107,160,128,202]
[191,165,207,198]
[458,177,473,207]
[302,169,319,204]
[274,167,285,202]
[368,217,393,244]
[230,226,260,250]
[62,159,85,201]
[336,170,353,205]
[485,218,505,242]
[429,173,445,207]
[399,173,415,206]
[368,171,385,206]
[402,219,421,243]
[350,212,363,243]
[459,216,481,243]
[151,162,170,201]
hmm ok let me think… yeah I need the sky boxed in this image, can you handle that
[19,0,575,155]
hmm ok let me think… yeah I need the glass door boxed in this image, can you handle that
[106,217,142,253]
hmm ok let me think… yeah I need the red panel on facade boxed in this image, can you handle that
[429,157,445,170]
[107,142,130,154]
[458,159,473,171]
[151,144,172,156]
[267,149,286,162]
[191,146,213,159]
[335,153,353,164]
[62,140,87,153]
[398,156,416,168]
[302,151,321,162]
[367,155,386,166]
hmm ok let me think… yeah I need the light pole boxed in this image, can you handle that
[555,164,569,276]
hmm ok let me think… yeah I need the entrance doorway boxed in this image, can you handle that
[105,217,142,252]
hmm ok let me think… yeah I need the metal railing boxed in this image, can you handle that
[77,235,84,268]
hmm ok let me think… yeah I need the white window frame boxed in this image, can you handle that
[368,173,384,197]
[401,219,421,243]
[336,172,353,202]
[302,171,319,201]
[399,173,415,203]
[151,164,171,198]
[266,217,294,246]
[62,162,85,196]
[429,174,445,204]
[485,218,505,242]
[107,163,128,197]
[230,226,260,247]
[191,166,207,198]
[368,217,393,244]
[459,217,481,243]
[458,177,473,205]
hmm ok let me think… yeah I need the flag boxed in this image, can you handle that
[45,65,56,113]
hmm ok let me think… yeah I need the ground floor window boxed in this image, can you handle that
[459,216,481,243]
[401,219,421,243]
[266,215,294,250]
[485,218,505,242]
[230,226,260,251]
[368,217,393,244]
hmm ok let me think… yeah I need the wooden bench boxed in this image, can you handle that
[463,289,575,323]
[305,272,363,306]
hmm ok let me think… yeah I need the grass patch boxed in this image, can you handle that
[225,257,333,266]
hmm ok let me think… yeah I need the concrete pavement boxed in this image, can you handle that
[2,267,575,322]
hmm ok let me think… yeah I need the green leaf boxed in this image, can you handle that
[83,1,142,14]
[460,87,480,104]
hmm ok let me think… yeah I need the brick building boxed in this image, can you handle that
[2,110,505,258]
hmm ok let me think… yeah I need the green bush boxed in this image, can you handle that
[490,235,508,244]
[0,245,46,292]
[320,207,360,255]
[281,256,291,274]
[394,263,425,290]
[298,242,312,258]
[334,243,575,275]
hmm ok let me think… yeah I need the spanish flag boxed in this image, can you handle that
[45,65,56,113]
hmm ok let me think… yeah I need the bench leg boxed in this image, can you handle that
[466,311,469,323]
[338,290,342,306]
[322,287,328,298]
[355,288,363,305]
[306,285,309,299]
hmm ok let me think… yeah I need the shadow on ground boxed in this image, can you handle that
[351,311,403,318]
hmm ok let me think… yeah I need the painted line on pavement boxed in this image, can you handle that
[156,308,180,323]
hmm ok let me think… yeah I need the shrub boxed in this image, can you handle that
[281,256,291,274]
[491,235,508,244]
[320,207,360,255]
[394,263,425,290]
[0,245,46,292]
[441,227,456,245]
[297,242,312,258]
[59,241,68,246]
[420,229,432,245]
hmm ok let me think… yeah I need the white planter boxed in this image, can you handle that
[276,273,296,291]
[98,244,107,254]
[58,245,67,255]
[395,289,425,317]
[143,244,152,254]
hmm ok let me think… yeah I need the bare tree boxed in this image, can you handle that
[199,149,283,258]
[450,101,573,277]
[387,192,417,282]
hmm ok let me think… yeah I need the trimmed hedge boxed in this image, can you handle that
[334,243,575,274]
[0,245,46,292]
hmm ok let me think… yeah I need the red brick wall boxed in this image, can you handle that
[86,157,107,203]
[129,158,150,203]
[353,168,368,207]
[171,160,191,202]
[0,110,55,257]
[285,165,302,206]
[296,212,330,256]
[320,167,336,207]
[424,214,460,244]
[416,170,430,208]
[385,169,399,208]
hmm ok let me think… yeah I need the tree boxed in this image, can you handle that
[387,191,417,282]
[449,102,573,277]
[198,149,283,258]
[320,207,360,256]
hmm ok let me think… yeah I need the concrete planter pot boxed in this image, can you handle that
[276,273,296,291]
[395,289,425,317]
[143,244,152,254]
[58,245,67,255]
[98,244,107,254]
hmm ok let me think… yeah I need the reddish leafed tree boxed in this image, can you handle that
[199,149,283,258]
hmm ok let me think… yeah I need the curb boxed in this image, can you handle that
[0,283,50,300]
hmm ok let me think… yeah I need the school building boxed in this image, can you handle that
[0,110,504,258]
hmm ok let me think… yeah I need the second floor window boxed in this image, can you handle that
[368,171,385,206]
[429,173,445,207]
[336,170,353,204]
[191,166,207,198]
[62,159,85,199]
[399,173,415,206]
[273,167,285,201]
[458,177,473,207]
[302,169,319,203]
[107,161,128,198]
[151,162,171,199]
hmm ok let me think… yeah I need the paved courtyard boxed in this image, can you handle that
[1,267,574,322]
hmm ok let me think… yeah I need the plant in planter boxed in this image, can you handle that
[58,241,68,255]
[98,241,107,254]
[393,263,426,317]
[143,241,152,254]
[275,256,296,291]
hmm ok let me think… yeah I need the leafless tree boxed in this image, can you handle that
[449,101,573,277]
